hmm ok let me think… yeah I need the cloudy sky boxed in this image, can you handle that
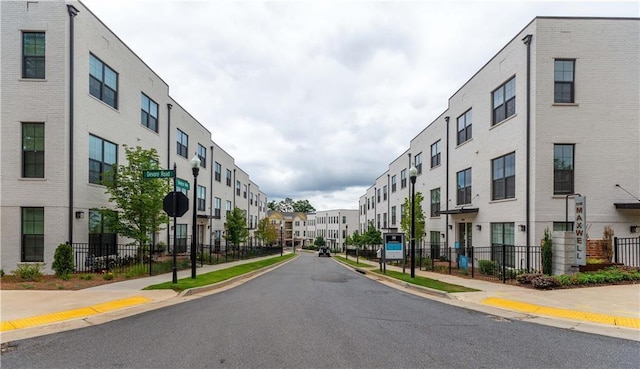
[81,0,637,211]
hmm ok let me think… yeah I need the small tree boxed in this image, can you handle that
[542,228,553,275]
[314,236,326,247]
[363,222,382,252]
[255,218,278,246]
[225,207,249,247]
[400,192,426,244]
[602,225,614,262]
[101,145,170,247]
[52,243,74,276]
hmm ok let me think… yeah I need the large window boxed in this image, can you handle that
[197,185,206,211]
[391,175,397,192]
[140,93,158,132]
[431,140,441,168]
[175,224,187,253]
[22,207,44,262]
[457,109,472,145]
[400,169,407,189]
[89,134,117,184]
[377,188,381,203]
[214,197,222,219]
[215,162,222,182]
[22,123,44,178]
[226,201,232,216]
[176,129,188,158]
[430,188,440,217]
[22,32,45,79]
[554,59,575,103]
[226,169,232,187]
[89,54,118,109]
[197,144,206,168]
[414,152,423,175]
[491,223,515,268]
[554,144,574,194]
[456,168,472,205]
[492,77,516,125]
[236,180,241,196]
[492,152,516,200]
[243,184,247,198]
[383,185,387,201]
[391,206,396,225]
[88,209,117,257]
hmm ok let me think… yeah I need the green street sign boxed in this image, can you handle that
[143,170,175,179]
[176,178,190,190]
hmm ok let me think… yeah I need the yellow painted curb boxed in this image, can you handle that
[0,296,152,332]
[482,297,640,329]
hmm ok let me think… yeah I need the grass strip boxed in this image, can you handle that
[333,255,376,269]
[144,253,296,292]
[371,269,479,293]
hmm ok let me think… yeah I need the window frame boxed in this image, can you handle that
[22,122,45,178]
[176,129,188,158]
[21,207,44,262]
[214,197,222,219]
[140,93,159,132]
[414,152,423,175]
[456,168,472,205]
[197,144,207,168]
[215,162,222,182]
[431,140,441,168]
[492,77,516,125]
[391,175,397,193]
[22,32,45,79]
[197,185,206,211]
[491,152,516,201]
[430,188,440,217]
[491,222,515,268]
[89,54,118,109]
[89,134,117,185]
[554,59,575,103]
[400,169,407,189]
[457,109,472,145]
[553,144,575,195]
[226,169,232,187]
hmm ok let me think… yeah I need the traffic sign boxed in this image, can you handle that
[176,178,190,190]
[143,170,175,179]
[163,191,189,217]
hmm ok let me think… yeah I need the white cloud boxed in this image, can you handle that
[81,0,639,210]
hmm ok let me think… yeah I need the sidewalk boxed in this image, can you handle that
[2,252,639,344]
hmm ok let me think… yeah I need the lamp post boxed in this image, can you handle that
[280,224,283,256]
[191,154,201,279]
[409,165,418,278]
[345,224,348,260]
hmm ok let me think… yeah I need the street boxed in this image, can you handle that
[2,252,638,369]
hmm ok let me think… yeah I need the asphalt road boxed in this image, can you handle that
[2,253,638,369]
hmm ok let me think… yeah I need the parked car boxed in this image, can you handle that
[318,246,331,257]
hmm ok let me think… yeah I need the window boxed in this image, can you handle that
[492,77,516,125]
[400,204,405,224]
[215,162,222,182]
[226,169,232,186]
[554,144,574,194]
[457,109,472,145]
[554,59,575,103]
[430,188,440,217]
[226,201,232,216]
[400,169,407,189]
[197,144,207,168]
[431,140,441,168]
[391,206,396,225]
[491,223,515,268]
[140,93,158,132]
[175,224,187,253]
[492,152,516,200]
[214,198,222,219]
[197,185,206,211]
[176,129,188,158]
[415,152,423,175]
[243,184,247,198]
[391,175,397,192]
[236,181,241,196]
[22,207,44,262]
[89,54,118,108]
[88,209,117,257]
[89,134,117,184]
[456,168,472,205]
[371,196,375,209]
[553,222,574,232]
[22,32,45,79]
[377,188,381,203]
[250,192,254,205]
[377,214,381,229]
[383,213,387,228]
[383,185,387,201]
[22,123,44,178]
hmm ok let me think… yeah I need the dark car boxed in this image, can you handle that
[318,246,331,257]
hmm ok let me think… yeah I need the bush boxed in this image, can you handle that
[530,275,559,289]
[516,273,542,284]
[52,243,75,276]
[542,228,552,276]
[102,272,114,280]
[80,274,94,280]
[14,263,45,281]
[478,260,498,275]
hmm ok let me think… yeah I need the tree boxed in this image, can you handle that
[293,199,316,213]
[255,218,278,246]
[102,145,170,247]
[314,236,326,247]
[400,192,426,244]
[225,207,250,247]
[363,222,382,251]
[267,201,277,211]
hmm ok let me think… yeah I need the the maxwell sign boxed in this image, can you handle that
[575,196,586,266]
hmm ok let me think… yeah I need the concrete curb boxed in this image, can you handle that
[353,266,450,298]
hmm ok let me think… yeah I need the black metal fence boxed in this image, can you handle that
[72,242,283,275]
[614,237,640,267]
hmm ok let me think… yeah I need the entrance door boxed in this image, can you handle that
[458,222,472,256]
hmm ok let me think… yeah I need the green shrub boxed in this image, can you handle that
[531,275,560,289]
[52,243,75,276]
[79,274,94,280]
[516,273,542,284]
[0,269,4,277]
[478,260,498,275]
[14,263,45,281]
[102,272,114,280]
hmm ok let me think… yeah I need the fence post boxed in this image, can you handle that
[502,243,507,283]
[614,237,618,264]
[471,246,475,278]
[149,243,153,276]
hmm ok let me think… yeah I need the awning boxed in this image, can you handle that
[438,208,479,215]
[614,203,640,210]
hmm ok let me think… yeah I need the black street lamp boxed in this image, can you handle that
[345,224,348,260]
[191,154,201,279]
[409,165,418,278]
[280,224,283,256]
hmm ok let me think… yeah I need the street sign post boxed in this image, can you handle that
[143,169,175,179]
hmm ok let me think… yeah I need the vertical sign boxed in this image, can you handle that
[384,233,405,260]
[575,196,586,266]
